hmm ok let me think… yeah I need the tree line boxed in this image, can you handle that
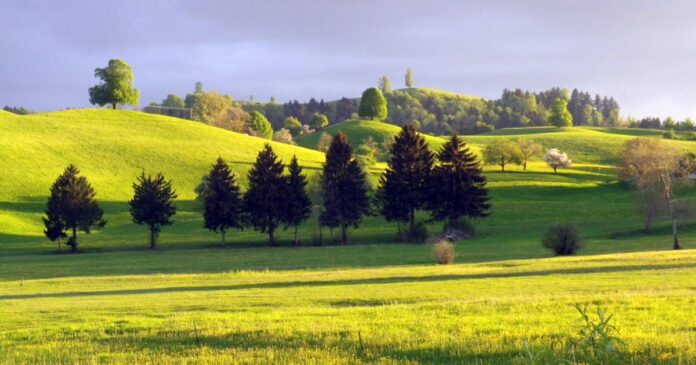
[42,126,490,252]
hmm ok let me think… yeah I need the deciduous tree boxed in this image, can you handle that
[378,75,392,93]
[544,148,572,173]
[516,138,542,171]
[483,140,522,172]
[358,87,388,121]
[405,68,414,88]
[310,113,329,129]
[548,97,573,127]
[161,94,185,108]
[88,59,139,109]
[248,111,273,139]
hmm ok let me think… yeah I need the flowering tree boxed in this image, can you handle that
[544,148,572,173]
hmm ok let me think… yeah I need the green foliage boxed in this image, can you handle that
[285,156,312,245]
[549,97,573,127]
[516,138,542,170]
[202,158,243,246]
[429,134,490,227]
[191,91,233,123]
[283,116,302,135]
[542,223,581,255]
[310,112,329,130]
[88,59,139,109]
[378,124,434,241]
[247,111,273,139]
[378,75,392,93]
[405,68,414,88]
[320,133,370,244]
[483,139,523,171]
[358,87,388,121]
[663,130,676,140]
[129,172,177,250]
[243,144,287,246]
[161,94,185,108]
[42,165,106,252]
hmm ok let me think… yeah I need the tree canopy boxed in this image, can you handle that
[549,97,573,127]
[88,59,139,109]
[248,111,273,139]
[358,87,388,121]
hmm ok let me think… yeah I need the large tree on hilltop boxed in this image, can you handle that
[244,144,287,246]
[284,155,312,245]
[378,124,434,241]
[129,172,177,250]
[43,165,106,253]
[358,87,388,121]
[202,157,243,247]
[88,59,139,109]
[320,133,370,244]
[429,134,490,228]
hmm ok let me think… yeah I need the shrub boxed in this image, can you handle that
[662,130,676,140]
[432,241,455,264]
[542,224,581,255]
[405,220,428,243]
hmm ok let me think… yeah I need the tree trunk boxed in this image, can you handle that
[70,226,77,253]
[149,228,157,250]
[644,206,655,233]
[341,224,348,245]
[501,162,505,172]
[661,172,681,250]
[523,161,527,171]
[220,229,226,247]
[553,167,557,173]
[112,103,116,110]
[409,208,416,240]
[294,225,299,246]
[268,226,276,247]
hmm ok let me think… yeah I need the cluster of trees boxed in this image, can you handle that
[483,139,571,173]
[628,116,696,131]
[2,106,31,115]
[619,138,696,249]
[41,126,492,251]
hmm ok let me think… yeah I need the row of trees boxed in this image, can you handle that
[483,139,571,173]
[42,126,491,251]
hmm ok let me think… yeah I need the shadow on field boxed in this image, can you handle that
[2,262,692,301]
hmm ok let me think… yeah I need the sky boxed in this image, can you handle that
[2,0,696,119]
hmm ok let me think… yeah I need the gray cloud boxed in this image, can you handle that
[2,0,696,119]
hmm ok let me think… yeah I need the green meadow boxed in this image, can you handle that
[2,109,696,363]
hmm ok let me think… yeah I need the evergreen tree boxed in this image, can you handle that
[378,75,392,93]
[548,97,573,127]
[284,155,312,245]
[129,172,177,250]
[320,133,370,244]
[88,59,140,109]
[405,68,414,88]
[42,165,106,253]
[202,157,243,247]
[244,144,287,246]
[378,124,434,241]
[429,134,490,228]
[358,87,388,121]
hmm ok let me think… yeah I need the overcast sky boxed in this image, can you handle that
[2,0,696,119]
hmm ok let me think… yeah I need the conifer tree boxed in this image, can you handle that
[42,164,106,253]
[202,157,243,247]
[378,124,434,241]
[244,144,287,246]
[285,155,312,245]
[320,133,370,244]
[129,172,177,250]
[429,134,490,228]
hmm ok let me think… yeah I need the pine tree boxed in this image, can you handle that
[42,165,106,253]
[358,87,388,121]
[285,155,312,245]
[244,144,287,246]
[378,124,434,241]
[129,172,177,250]
[202,157,243,247]
[429,134,490,229]
[320,133,370,244]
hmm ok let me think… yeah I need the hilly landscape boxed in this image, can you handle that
[2,105,696,363]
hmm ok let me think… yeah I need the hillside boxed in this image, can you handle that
[0,109,325,251]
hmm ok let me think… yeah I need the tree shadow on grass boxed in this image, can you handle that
[2,262,692,301]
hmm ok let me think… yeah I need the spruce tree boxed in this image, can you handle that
[244,144,287,246]
[129,172,177,250]
[429,134,490,229]
[320,133,370,244]
[284,155,312,245]
[378,124,434,241]
[202,157,243,247]
[42,165,106,253]
[358,87,388,121]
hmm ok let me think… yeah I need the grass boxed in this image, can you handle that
[3,109,696,363]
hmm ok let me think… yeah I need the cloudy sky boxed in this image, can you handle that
[2,0,696,119]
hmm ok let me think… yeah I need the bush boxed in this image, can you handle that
[542,224,581,255]
[432,241,455,264]
[662,130,676,139]
[404,220,428,243]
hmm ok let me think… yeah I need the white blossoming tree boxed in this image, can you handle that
[544,148,572,173]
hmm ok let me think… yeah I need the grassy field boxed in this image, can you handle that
[2,109,696,363]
